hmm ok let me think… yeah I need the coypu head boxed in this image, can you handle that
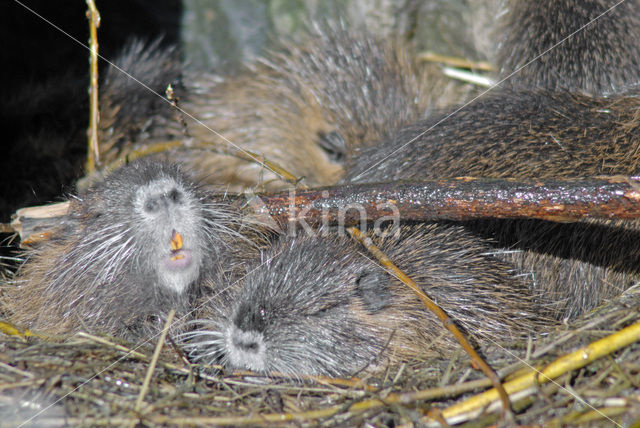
[182,234,397,377]
[182,225,552,377]
[6,159,250,337]
[91,163,206,293]
[76,160,215,295]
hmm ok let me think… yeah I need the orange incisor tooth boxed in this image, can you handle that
[171,254,185,262]
[171,230,183,251]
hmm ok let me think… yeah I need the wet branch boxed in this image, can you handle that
[254,176,640,229]
[8,176,640,244]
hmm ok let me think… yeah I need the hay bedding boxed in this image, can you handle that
[0,285,638,427]
[3,3,640,427]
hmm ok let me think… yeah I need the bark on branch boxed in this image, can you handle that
[253,176,640,229]
[8,176,640,244]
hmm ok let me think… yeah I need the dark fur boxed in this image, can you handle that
[497,0,640,95]
[181,225,554,377]
[346,89,640,319]
[347,90,640,181]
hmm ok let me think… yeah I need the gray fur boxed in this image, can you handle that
[497,0,640,95]
[181,224,553,377]
[6,159,249,338]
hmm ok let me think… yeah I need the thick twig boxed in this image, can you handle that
[85,0,101,173]
[8,176,640,244]
[347,227,515,424]
[254,176,640,228]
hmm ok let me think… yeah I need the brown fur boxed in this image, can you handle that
[96,23,467,191]
[346,89,640,319]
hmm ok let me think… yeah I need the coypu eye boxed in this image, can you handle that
[168,188,183,204]
[355,271,391,313]
[144,196,161,213]
[317,131,346,163]
[234,302,267,333]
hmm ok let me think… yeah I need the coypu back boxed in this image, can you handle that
[181,224,553,377]
[97,23,465,191]
[346,89,640,319]
[347,89,640,181]
[3,159,255,339]
[178,21,464,190]
[497,0,640,94]
[98,40,184,162]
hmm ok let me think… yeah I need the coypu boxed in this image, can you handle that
[97,23,467,191]
[345,88,640,319]
[98,40,184,163]
[496,0,640,95]
[3,159,255,339]
[347,89,640,181]
[180,224,554,377]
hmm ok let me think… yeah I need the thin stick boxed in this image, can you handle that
[417,51,495,71]
[133,310,175,415]
[85,0,101,173]
[346,227,515,424]
[435,320,640,425]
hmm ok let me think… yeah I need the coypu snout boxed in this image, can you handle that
[133,177,203,294]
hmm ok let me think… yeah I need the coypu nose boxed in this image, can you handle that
[234,303,266,333]
[232,332,262,353]
[227,328,266,371]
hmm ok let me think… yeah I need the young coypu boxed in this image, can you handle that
[496,0,640,95]
[98,40,183,160]
[346,88,640,319]
[97,23,465,191]
[347,89,640,181]
[3,159,253,338]
[181,225,553,377]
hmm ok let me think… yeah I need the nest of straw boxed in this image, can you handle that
[3,3,639,426]
[0,283,638,427]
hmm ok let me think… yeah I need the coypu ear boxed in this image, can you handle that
[355,270,391,313]
[317,130,346,163]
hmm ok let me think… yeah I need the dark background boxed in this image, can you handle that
[0,1,182,223]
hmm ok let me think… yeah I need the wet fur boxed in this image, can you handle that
[346,89,640,319]
[181,224,554,377]
[3,160,256,339]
